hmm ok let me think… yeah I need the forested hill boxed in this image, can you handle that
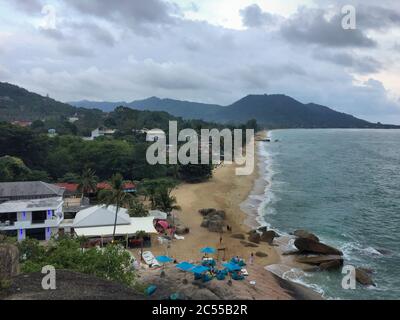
[0,82,78,121]
[71,94,399,129]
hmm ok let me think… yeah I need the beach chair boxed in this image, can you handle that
[241,268,249,276]
[141,251,161,267]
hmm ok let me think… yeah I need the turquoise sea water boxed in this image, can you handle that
[260,129,400,299]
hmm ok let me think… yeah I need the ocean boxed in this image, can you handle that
[258,129,400,300]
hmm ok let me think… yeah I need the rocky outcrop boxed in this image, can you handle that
[208,216,224,233]
[199,208,225,233]
[0,244,20,280]
[294,238,343,256]
[248,230,261,244]
[295,255,344,266]
[260,230,278,245]
[293,230,319,242]
[356,268,375,286]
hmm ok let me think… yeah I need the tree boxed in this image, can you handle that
[78,168,98,199]
[139,178,178,208]
[153,186,181,214]
[98,173,134,240]
[135,230,147,262]
[128,198,149,217]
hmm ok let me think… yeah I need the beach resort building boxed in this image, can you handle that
[0,181,157,245]
[0,197,64,241]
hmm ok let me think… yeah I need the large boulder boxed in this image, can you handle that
[207,210,226,220]
[260,230,278,245]
[200,218,209,228]
[258,226,268,233]
[248,231,261,244]
[0,244,20,280]
[356,268,375,286]
[319,260,343,271]
[293,230,320,242]
[294,238,343,256]
[208,216,224,233]
[199,208,217,216]
[295,255,344,266]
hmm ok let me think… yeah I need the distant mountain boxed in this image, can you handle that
[71,94,398,129]
[70,97,222,120]
[0,82,77,121]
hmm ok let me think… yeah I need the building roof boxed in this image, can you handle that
[74,217,157,237]
[0,197,63,214]
[54,182,136,194]
[149,210,168,220]
[73,205,131,228]
[0,181,65,200]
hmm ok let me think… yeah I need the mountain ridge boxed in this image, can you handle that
[1,81,398,129]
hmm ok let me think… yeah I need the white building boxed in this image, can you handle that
[84,128,116,141]
[60,205,157,239]
[146,129,166,142]
[0,197,64,241]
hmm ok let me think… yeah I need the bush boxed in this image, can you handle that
[17,236,135,286]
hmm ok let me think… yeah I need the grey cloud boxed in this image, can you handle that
[240,4,279,28]
[39,28,65,41]
[72,22,116,47]
[356,6,400,31]
[7,0,43,13]
[281,8,376,48]
[58,42,94,58]
[314,51,383,74]
[66,0,175,30]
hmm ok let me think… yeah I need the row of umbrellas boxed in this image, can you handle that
[155,247,241,275]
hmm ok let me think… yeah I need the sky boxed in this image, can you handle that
[0,0,400,124]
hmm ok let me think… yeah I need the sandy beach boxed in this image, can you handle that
[143,132,321,299]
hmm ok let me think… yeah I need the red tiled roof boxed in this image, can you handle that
[55,183,79,192]
[55,182,136,193]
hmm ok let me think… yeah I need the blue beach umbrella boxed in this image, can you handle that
[156,255,173,264]
[200,247,216,254]
[176,262,195,272]
[222,262,242,272]
[190,265,210,274]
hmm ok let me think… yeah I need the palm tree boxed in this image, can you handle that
[98,173,134,241]
[154,186,181,214]
[135,230,147,261]
[78,168,97,200]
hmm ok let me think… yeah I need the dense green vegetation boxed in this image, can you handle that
[0,82,259,184]
[16,237,135,286]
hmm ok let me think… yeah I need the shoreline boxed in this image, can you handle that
[147,130,321,300]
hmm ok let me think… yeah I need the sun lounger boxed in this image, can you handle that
[141,251,161,267]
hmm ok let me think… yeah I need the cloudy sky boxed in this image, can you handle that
[1,0,400,123]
